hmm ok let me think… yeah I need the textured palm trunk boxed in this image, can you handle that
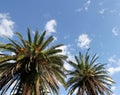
[22,73,33,95]
[22,83,32,95]
[36,77,40,95]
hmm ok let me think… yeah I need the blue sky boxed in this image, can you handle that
[0,0,120,95]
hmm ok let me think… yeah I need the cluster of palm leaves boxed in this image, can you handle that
[0,29,114,95]
[66,50,114,95]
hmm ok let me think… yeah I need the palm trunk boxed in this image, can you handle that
[22,73,33,95]
[35,77,40,95]
[22,83,32,95]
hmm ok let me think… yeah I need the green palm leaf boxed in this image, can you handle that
[38,31,46,46]
[27,28,32,44]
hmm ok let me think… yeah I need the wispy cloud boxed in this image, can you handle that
[77,34,91,49]
[53,36,57,42]
[110,9,118,14]
[108,67,120,75]
[45,19,57,34]
[75,8,83,12]
[57,45,74,70]
[84,0,91,11]
[64,35,69,39]
[111,86,116,91]
[57,45,74,60]
[108,55,120,64]
[75,0,91,12]
[108,55,120,75]
[112,26,120,36]
[0,13,15,38]
[99,8,108,15]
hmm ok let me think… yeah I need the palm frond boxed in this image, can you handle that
[38,31,46,46]
[27,28,32,44]
[40,36,54,50]
[15,32,27,48]
[34,30,39,45]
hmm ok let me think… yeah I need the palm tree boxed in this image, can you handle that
[66,50,114,95]
[0,29,67,95]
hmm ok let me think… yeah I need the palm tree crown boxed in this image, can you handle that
[66,50,114,95]
[0,29,67,95]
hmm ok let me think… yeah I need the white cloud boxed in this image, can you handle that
[57,45,74,60]
[110,9,117,14]
[108,55,120,75]
[84,0,91,11]
[75,8,83,12]
[108,55,116,63]
[0,13,15,38]
[112,26,120,36]
[108,67,120,75]
[57,45,74,70]
[112,94,116,95]
[75,0,91,12]
[99,8,107,15]
[108,55,120,65]
[111,86,116,91]
[64,35,69,39]
[77,34,91,49]
[53,36,57,42]
[45,19,57,34]
[99,8,120,17]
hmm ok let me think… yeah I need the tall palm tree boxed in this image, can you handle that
[66,50,114,95]
[0,29,67,95]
